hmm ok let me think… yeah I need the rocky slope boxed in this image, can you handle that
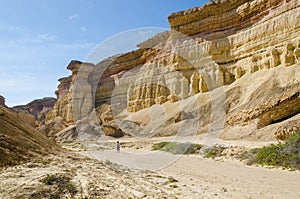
[0,152,202,198]
[0,106,60,167]
[46,0,300,141]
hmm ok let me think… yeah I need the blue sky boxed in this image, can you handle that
[0,0,206,106]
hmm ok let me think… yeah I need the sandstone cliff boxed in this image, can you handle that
[46,0,300,141]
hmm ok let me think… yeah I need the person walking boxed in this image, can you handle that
[116,141,120,153]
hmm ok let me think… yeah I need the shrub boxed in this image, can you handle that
[168,176,178,183]
[203,145,226,159]
[238,132,300,170]
[40,174,77,196]
[152,142,203,155]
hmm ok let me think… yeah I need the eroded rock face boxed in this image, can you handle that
[168,0,285,36]
[95,104,124,138]
[109,0,300,114]
[11,97,57,127]
[224,64,300,140]
[12,97,56,119]
[46,61,86,125]
[47,0,300,140]
[0,95,6,108]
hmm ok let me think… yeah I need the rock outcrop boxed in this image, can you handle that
[46,61,82,125]
[47,0,300,141]
[12,97,57,126]
[12,97,56,118]
[0,95,7,108]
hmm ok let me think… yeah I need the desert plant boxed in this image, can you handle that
[152,142,203,155]
[40,174,77,196]
[168,176,178,183]
[238,131,300,170]
[40,159,51,165]
[203,145,226,159]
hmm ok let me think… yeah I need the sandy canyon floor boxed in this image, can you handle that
[1,137,300,199]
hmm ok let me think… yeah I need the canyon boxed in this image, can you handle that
[42,0,300,142]
[1,1,300,198]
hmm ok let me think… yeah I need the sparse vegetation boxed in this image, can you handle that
[238,132,300,170]
[31,173,77,198]
[105,159,113,165]
[169,184,179,188]
[168,176,178,183]
[151,142,203,155]
[39,159,51,165]
[203,145,226,159]
[61,142,88,151]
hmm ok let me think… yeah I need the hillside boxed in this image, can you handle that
[0,106,60,167]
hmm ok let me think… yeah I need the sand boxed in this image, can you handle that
[77,136,300,199]
[1,137,299,198]
[160,156,300,199]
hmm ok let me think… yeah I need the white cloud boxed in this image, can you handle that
[37,33,56,42]
[0,20,96,106]
[81,26,87,32]
[68,14,79,20]
[15,33,57,44]
[0,37,95,103]
[55,42,94,50]
[0,23,23,32]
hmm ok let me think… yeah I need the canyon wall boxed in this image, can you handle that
[0,95,6,108]
[46,0,300,141]
[12,97,56,121]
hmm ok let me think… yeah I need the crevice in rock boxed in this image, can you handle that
[269,111,300,125]
[258,92,300,129]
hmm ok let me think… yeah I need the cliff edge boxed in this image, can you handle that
[45,0,300,141]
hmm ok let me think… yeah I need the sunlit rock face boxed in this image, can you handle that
[12,97,56,119]
[46,0,300,140]
[0,95,6,107]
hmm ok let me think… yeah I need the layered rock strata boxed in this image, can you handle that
[46,0,300,140]
[12,97,56,123]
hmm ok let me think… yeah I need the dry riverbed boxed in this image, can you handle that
[1,138,300,199]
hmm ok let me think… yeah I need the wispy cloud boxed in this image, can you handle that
[16,33,57,44]
[0,23,23,32]
[81,26,87,32]
[68,14,79,20]
[0,39,95,106]
[37,33,56,42]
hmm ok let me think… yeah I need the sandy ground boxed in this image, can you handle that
[0,153,190,199]
[80,149,300,199]
[1,137,299,198]
[78,136,300,199]
[160,156,300,199]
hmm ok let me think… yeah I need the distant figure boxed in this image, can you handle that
[116,141,120,153]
